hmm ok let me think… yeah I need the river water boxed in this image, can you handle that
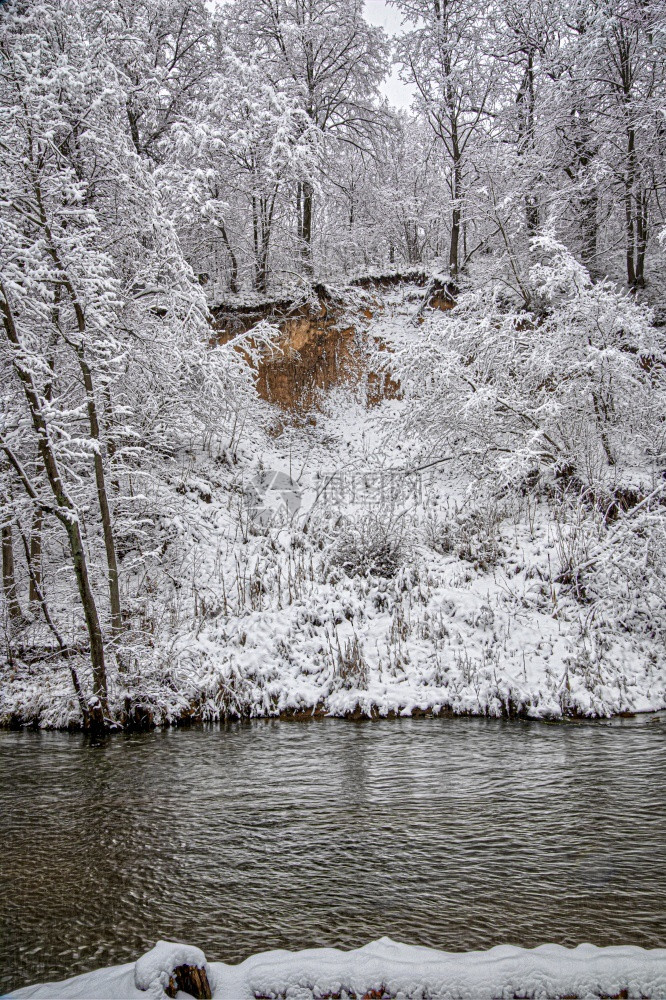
[1,716,665,994]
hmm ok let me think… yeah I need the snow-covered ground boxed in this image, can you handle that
[9,938,666,999]
[2,285,664,728]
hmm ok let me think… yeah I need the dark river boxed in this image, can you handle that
[1,716,665,994]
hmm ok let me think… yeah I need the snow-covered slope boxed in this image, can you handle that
[2,285,664,728]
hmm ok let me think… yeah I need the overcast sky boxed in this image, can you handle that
[363,0,405,33]
[363,0,414,110]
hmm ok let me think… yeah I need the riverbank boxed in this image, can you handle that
[2,284,664,731]
[2,649,663,731]
[9,938,666,999]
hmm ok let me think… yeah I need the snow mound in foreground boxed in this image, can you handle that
[8,937,666,999]
[133,940,209,992]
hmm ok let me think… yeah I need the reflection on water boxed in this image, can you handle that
[1,716,665,993]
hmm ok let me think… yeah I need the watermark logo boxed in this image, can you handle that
[250,469,302,520]
[314,470,424,507]
[247,467,427,524]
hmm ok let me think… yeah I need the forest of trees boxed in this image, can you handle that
[4,0,662,296]
[1,0,665,729]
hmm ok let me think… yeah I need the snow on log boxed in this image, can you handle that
[237,938,666,1000]
[8,938,666,999]
[134,941,211,998]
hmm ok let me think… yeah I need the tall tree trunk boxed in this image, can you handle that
[449,155,462,280]
[579,183,598,278]
[623,141,648,291]
[449,112,462,279]
[259,226,270,294]
[1,286,110,723]
[255,254,267,294]
[635,188,648,288]
[28,508,42,604]
[517,52,539,237]
[625,179,637,289]
[75,348,123,637]
[2,522,22,624]
[526,197,539,237]
[36,197,123,639]
[252,196,263,292]
[621,32,638,291]
[405,221,420,265]
[300,180,314,276]
[567,104,599,279]
[525,60,539,235]
[126,98,143,157]
[219,223,239,295]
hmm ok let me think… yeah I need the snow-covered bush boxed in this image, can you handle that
[423,496,507,571]
[333,633,369,690]
[393,235,665,495]
[330,510,406,579]
[555,491,666,643]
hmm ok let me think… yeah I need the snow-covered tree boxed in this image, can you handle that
[393,0,501,279]
[174,51,317,292]
[0,0,264,726]
[221,0,389,276]
[393,234,665,488]
[91,0,214,161]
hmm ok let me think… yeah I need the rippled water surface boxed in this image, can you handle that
[1,716,665,993]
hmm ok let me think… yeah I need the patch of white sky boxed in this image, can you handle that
[209,0,416,111]
[363,1,415,110]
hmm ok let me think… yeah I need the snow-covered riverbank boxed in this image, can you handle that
[3,392,663,727]
[2,285,665,730]
[9,938,666,999]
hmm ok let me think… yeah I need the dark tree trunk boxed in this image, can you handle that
[517,52,539,237]
[2,523,22,623]
[126,99,143,157]
[405,221,421,265]
[1,286,110,721]
[76,348,123,638]
[219,223,239,295]
[579,186,599,278]
[625,180,637,289]
[449,123,462,279]
[37,200,123,640]
[635,189,648,288]
[449,191,461,279]
[299,180,314,276]
[252,197,267,294]
[28,508,42,604]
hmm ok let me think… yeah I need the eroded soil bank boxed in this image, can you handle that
[210,272,453,410]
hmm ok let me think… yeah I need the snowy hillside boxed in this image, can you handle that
[3,280,664,728]
[2,0,665,731]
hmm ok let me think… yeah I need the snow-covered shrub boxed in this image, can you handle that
[330,510,406,579]
[392,234,665,494]
[557,492,666,641]
[333,633,369,690]
[423,497,506,571]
